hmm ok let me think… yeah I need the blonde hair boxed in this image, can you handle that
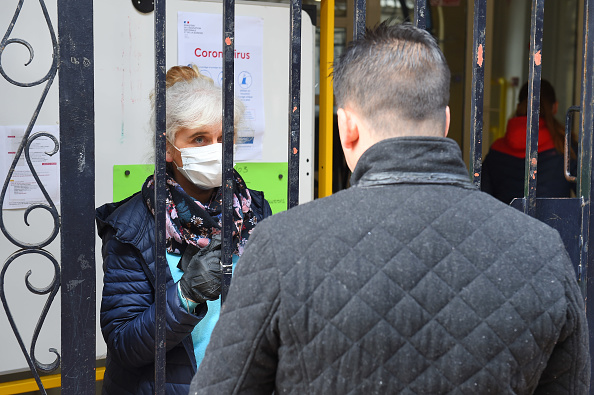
[165,64,214,88]
[150,64,244,144]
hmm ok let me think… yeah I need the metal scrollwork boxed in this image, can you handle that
[0,0,60,392]
[0,250,60,392]
[0,0,60,248]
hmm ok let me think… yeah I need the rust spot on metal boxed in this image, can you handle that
[531,158,537,166]
[477,44,484,67]
[225,37,232,46]
[293,106,297,113]
[474,173,479,177]
[292,147,298,155]
[534,50,542,66]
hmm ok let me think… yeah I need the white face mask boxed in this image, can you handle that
[172,143,223,189]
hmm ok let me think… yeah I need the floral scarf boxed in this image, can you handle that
[141,170,257,256]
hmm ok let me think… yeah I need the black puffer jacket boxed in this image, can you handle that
[96,187,271,395]
[190,137,589,394]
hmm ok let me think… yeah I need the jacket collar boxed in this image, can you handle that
[351,137,474,189]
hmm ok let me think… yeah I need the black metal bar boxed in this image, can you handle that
[288,0,302,209]
[565,106,580,183]
[57,0,96,393]
[579,0,594,388]
[353,0,366,40]
[523,0,544,217]
[469,0,487,188]
[414,0,427,30]
[153,0,167,392]
[221,0,235,304]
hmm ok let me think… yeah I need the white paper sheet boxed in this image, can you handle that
[178,12,265,161]
[0,125,60,209]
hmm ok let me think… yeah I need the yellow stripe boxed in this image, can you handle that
[0,367,105,395]
[318,0,335,198]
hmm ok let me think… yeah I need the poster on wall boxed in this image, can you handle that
[0,125,60,209]
[178,12,265,161]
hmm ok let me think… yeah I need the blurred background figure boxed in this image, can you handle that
[481,79,576,204]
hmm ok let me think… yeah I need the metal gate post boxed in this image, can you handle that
[353,0,366,39]
[288,0,302,209]
[469,0,487,188]
[579,0,594,389]
[523,0,545,217]
[153,0,168,392]
[57,0,96,392]
[221,0,236,304]
[414,0,427,30]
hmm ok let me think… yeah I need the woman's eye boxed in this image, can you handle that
[195,137,204,144]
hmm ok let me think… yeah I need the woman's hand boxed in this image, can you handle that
[179,235,223,304]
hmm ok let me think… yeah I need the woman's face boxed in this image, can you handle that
[166,123,222,202]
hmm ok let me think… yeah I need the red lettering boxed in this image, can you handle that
[194,48,225,58]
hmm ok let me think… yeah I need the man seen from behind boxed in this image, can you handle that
[190,22,590,394]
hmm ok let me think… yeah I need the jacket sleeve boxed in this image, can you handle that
[100,227,207,368]
[189,223,281,395]
[534,251,590,394]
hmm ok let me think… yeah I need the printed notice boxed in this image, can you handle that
[178,12,265,161]
[0,125,60,209]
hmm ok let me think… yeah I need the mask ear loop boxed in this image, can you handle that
[167,139,183,169]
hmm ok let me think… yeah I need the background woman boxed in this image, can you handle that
[482,79,576,204]
[96,65,271,394]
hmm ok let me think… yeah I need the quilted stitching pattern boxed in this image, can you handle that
[191,144,589,395]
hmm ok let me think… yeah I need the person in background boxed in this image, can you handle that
[190,22,589,394]
[482,79,576,204]
[96,65,271,394]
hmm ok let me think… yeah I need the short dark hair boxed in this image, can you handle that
[332,22,451,134]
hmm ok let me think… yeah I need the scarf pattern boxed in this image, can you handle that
[142,170,257,256]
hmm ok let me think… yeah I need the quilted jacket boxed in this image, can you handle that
[96,187,271,395]
[190,137,589,394]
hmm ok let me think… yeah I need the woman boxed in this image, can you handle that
[96,65,272,394]
[482,79,576,204]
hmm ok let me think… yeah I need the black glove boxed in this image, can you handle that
[178,235,222,304]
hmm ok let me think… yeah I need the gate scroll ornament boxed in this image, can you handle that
[0,0,60,393]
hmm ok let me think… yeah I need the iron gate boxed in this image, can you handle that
[1,0,594,393]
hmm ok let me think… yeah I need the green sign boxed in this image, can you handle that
[113,162,288,214]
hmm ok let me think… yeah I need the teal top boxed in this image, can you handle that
[166,252,237,368]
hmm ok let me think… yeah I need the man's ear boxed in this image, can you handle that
[337,107,362,171]
[444,106,450,137]
[337,107,359,150]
